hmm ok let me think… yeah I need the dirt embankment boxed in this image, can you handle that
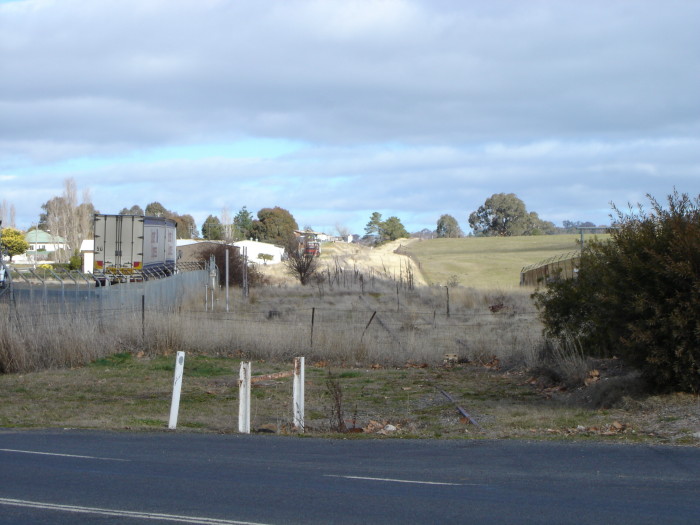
[260,239,427,286]
[321,239,427,284]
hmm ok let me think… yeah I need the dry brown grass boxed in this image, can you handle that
[139,281,544,369]
[2,240,697,445]
[1,282,698,445]
[1,276,543,374]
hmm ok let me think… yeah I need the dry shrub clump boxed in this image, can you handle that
[0,305,126,373]
[530,336,591,390]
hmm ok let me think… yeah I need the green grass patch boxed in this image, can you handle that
[180,421,207,429]
[131,418,163,427]
[337,371,363,379]
[91,352,134,367]
[148,355,234,377]
[0,351,691,444]
[184,356,233,377]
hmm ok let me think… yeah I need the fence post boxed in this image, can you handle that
[141,295,145,341]
[445,286,450,318]
[293,357,305,432]
[360,311,377,343]
[168,352,186,429]
[242,247,249,298]
[310,308,315,348]
[238,361,251,433]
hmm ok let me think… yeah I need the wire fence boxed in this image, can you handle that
[1,258,545,376]
[1,268,209,313]
[149,295,542,368]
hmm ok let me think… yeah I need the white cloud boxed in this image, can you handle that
[0,0,698,233]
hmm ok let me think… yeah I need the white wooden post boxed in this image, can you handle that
[293,357,305,432]
[238,361,251,434]
[168,352,186,429]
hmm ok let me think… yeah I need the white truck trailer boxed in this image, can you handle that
[93,214,177,283]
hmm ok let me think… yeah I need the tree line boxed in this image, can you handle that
[433,193,605,239]
[0,177,307,264]
[199,206,299,245]
[3,180,607,267]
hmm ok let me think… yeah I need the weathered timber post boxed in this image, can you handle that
[310,307,315,348]
[238,361,252,433]
[293,357,305,432]
[168,352,186,429]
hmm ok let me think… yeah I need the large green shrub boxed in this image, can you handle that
[69,253,82,271]
[533,191,700,392]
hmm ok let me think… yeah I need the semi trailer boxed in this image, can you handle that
[93,214,177,283]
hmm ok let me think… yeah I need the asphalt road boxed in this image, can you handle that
[0,430,698,524]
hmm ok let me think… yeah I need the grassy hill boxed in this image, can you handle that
[263,234,608,290]
[404,234,603,289]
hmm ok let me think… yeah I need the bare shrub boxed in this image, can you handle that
[283,237,319,285]
[325,370,346,432]
[446,275,460,287]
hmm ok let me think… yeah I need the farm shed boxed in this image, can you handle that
[520,251,580,287]
[80,239,94,273]
[233,240,285,265]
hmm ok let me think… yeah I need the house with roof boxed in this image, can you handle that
[25,230,69,252]
[294,229,334,242]
[25,230,69,257]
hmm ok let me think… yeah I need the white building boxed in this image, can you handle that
[233,240,285,265]
[25,230,69,253]
[80,239,94,273]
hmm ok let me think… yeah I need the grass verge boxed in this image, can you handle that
[1,353,697,445]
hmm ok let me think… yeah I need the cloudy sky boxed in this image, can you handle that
[1,0,699,235]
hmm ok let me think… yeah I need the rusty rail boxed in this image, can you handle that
[437,387,483,430]
[250,369,295,384]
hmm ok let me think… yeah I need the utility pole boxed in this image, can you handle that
[577,226,607,252]
[225,248,230,312]
[0,220,12,298]
[0,219,4,289]
[242,246,249,298]
[209,254,217,311]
